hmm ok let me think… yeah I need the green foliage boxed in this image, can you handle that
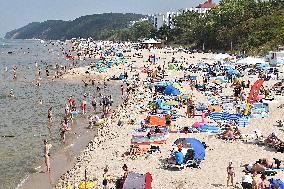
[156,0,284,55]
[130,21,157,41]
[5,13,144,40]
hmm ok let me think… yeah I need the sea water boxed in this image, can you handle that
[0,39,120,189]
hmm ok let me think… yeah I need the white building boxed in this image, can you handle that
[150,0,216,29]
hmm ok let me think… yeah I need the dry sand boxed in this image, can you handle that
[55,49,284,189]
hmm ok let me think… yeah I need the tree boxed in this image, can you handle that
[131,21,157,41]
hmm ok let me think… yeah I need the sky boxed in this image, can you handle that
[0,0,214,37]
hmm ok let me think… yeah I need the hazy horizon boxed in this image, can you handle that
[0,0,218,38]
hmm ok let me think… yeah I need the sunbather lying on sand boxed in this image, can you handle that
[218,127,240,140]
[262,158,284,169]
[244,158,284,173]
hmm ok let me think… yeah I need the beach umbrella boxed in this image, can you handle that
[227,69,239,75]
[223,61,232,65]
[164,100,178,105]
[164,85,181,96]
[172,83,185,93]
[256,63,270,70]
[78,181,95,189]
[168,64,177,70]
[174,138,206,160]
[224,64,235,70]
[197,62,206,68]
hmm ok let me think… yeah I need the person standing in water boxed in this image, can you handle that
[60,120,70,142]
[43,139,52,172]
[9,89,15,98]
[81,98,87,114]
[91,97,97,113]
[13,67,17,80]
[48,107,53,123]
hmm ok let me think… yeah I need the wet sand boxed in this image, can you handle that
[20,121,98,189]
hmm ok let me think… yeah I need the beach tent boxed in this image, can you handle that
[122,172,152,189]
[235,57,266,65]
[164,85,181,96]
[174,138,205,160]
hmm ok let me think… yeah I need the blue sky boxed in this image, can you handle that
[0,0,216,37]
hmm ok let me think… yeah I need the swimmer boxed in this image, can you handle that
[36,80,41,87]
[48,107,53,123]
[9,89,15,97]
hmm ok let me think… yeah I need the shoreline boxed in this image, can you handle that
[8,40,284,189]
[18,78,123,189]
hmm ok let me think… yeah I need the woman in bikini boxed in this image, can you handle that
[227,161,235,187]
[43,139,52,172]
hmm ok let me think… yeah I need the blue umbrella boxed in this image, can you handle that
[164,85,181,96]
[227,69,239,75]
[224,65,235,70]
[197,62,206,68]
[256,63,270,70]
[174,138,206,160]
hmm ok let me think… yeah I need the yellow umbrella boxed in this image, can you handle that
[78,181,95,189]
[213,80,221,84]
[165,100,178,105]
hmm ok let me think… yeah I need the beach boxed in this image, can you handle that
[1,39,284,189]
[50,46,284,189]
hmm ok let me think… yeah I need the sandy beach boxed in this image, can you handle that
[50,47,284,189]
